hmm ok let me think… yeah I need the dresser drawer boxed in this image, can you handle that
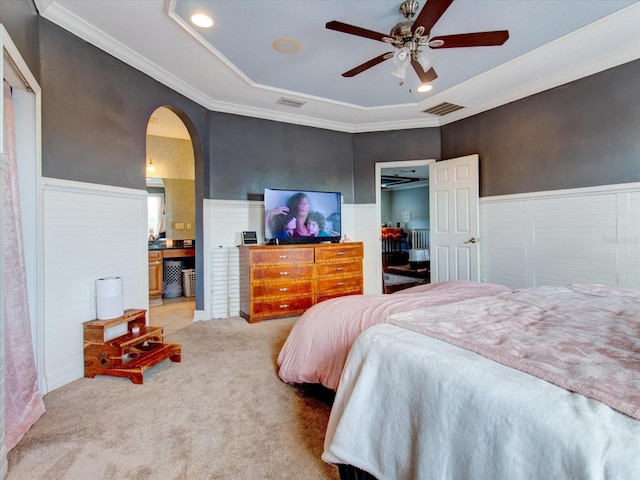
[251,264,314,281]
[251,281,312,298]
[250,247,313,265]
[315,260,362,277]
[315,275,363,294]
[250,296,314,319]
[314,243,363,263]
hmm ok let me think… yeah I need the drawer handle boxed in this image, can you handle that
[279,287,289,292]
[337,282,346,286]
[336,266,345,271]
[278,255,288,259]
[279,304,290,309]
[337,251,346,255]
[279,271,289,276]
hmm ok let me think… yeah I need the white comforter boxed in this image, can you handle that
[323,286,640,480]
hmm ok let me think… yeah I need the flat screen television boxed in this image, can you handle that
[264,188,341,244]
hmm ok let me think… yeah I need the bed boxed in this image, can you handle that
[277,281,511,391]
[322,284,640,480]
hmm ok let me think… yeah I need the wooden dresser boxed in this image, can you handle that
[239,242,363,323]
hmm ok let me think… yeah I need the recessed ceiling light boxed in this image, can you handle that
[191,12,214,28]
[272,38,301,54]
[417,83,433,93]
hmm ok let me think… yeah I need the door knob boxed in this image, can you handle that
[464,237,478,244]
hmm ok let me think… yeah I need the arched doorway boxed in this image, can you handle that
[145,106,196,333]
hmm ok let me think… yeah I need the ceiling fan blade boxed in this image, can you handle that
[412,0,454,35]
[342,52,394,77]
[411,60,438,84]
[326,20,390,42]
[430,30,510,48]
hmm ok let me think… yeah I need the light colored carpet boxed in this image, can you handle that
[7,316,340,480]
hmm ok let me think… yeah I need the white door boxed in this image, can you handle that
[429,154,479,282]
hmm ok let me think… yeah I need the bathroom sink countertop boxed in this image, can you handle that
[148,241,194,251]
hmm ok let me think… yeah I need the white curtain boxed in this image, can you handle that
[2,80,45,450]
[147,192,165,238]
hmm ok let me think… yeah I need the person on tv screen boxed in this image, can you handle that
[273,213,297,239]
[267,192,313,237]
[287,192,312,237]
[305,211,332,237]
[326,212,340,235]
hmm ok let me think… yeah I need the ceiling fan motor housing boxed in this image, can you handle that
[390,21,417,44]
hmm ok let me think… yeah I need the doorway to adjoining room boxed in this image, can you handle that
[146,106,196,333]
[377,160,432,293]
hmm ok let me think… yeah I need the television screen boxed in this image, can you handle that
[264,188,341,244]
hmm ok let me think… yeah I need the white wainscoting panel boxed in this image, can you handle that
[480,183,640,289]
[348,203,380,294]
[629,192,640,287]
[479,200,530,288]
[202,200,263,320]
[42,178,148,391]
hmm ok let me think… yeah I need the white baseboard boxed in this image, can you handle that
[193,309,212,321]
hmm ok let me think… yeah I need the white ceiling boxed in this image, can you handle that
[35,0,640,133]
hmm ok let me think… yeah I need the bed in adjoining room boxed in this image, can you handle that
[322,284,640,480]
[277,281,511,391]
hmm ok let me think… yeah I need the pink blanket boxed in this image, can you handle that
[387,284,640,419]
[277,281,511,390]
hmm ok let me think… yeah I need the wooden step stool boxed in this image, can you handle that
[83,309,181,384]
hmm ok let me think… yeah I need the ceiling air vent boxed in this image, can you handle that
[276,97,306,108]
[423,102,464,116]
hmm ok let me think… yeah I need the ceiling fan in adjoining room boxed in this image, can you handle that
[326,0,509,90]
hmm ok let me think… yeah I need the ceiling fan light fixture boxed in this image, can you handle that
[415,51,432,72]
[417,83,433,93]
[393,47,411,66]
[391,63,409,79]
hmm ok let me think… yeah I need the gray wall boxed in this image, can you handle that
[208,112,354,202]
[353,128,441,204]
[38,20,210,191]
[1,0,40,78]
[442,59,640,197]
[388,187,430,230]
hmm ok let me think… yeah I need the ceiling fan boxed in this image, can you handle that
[326,0,509,85]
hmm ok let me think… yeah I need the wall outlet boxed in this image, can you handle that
[187,223,192,229]
[175,222,185,229]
